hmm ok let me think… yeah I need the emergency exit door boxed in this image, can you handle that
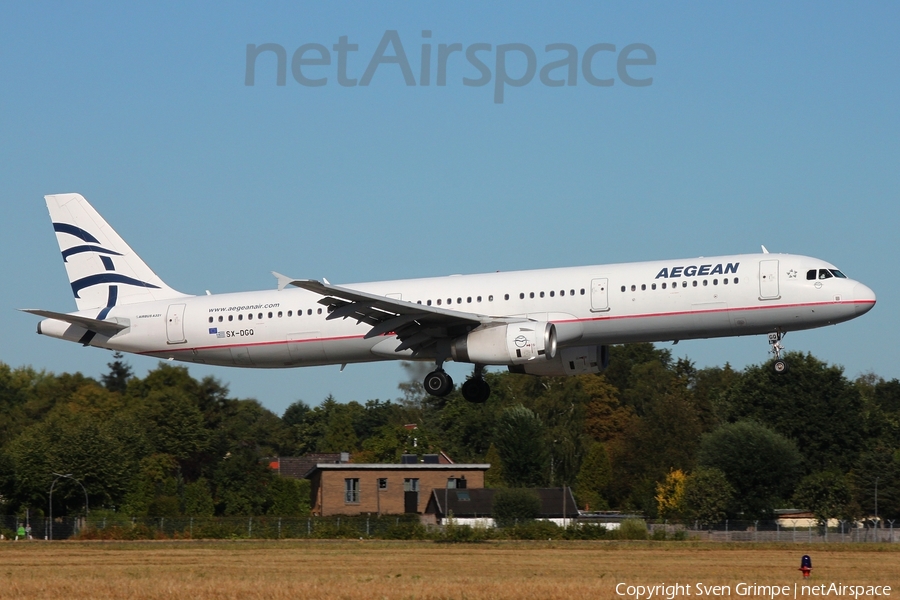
[591,278,609,312]
[166,304,186,344]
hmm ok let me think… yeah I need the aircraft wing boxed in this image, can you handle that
[20,308,129,338]
[273,272,522,354]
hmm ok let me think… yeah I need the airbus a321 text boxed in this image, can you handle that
[24,193,876,403]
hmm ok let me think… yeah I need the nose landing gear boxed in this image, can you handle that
[768,331,789,373]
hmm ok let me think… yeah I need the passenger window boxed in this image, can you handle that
[239,314,243,321]
[641,284,646,291]
[308,309,313,315]
[208,317,213,323]
[806,269,817,280]
[570,290,575,296]
[631,285,636,292]
[504,294,509,300]
[248,313,253,320]
[288,310,293,317]
[218,316,223,322]
[520,293,525,300]
[580,289,585,295]
[268,312,273,318]
[713,279,718,285]
[703,280,708,286]
[437,299,442,305]
[467,297,472,303]
[457,298,462,304]
[560,290,565,296]
[692,281,698,287]
[477,296,481,302]
[447,298,452,305]
[734,277,739,284]
[662,282,667,289]
[488,295,494,301]
[317,308,322,314]
[277,311,282,318]
[530,292,535,299]
[723,278,728,285]
[682,281,687,288]
[540,291,545,298]
[549,291,554,297]
[228,315,233,322]
[651,283,656,290]
[621,286,626,292]
[427,300,432,306]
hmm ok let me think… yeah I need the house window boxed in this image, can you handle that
[403,478,419,492]
[344,478,360,503]
[378,478,388,490]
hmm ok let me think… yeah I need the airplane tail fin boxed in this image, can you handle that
[45,193,189,312]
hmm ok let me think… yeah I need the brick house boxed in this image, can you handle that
[307,461,490,516]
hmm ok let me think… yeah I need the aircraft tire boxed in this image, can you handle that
[462,378,491,403]
[424,370,454,397]
[773,359,789,374]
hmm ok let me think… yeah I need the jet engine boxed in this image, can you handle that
[508,344,609,376]
[450,322,556,365]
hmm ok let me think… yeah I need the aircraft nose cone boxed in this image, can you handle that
[853,283,876,315]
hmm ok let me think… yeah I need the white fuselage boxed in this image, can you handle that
[38,252,876,369]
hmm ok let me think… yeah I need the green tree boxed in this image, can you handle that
[573,442,611,511]
[792,471,853,525]
[722,352,864,473]
[492,488,542,527]
[267,476,311,516]
[697,421,802,518]
[183,477,215,517]
[101,352,133,394]
[484,443,505,488]
[682,467,734,525]
[495,405,548,487]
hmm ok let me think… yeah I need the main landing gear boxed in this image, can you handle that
[768,330,789,374]
[422,363,492,403]
[461,365,491,404]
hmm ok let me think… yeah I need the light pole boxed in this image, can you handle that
[49,472,89,540]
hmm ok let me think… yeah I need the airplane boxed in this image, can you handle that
[23,193,876,403]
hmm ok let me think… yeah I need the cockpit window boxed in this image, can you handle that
[830,269,847,278]
[806,270,817,280]
[818,269,833,280]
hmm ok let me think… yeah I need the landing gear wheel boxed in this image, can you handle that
[773,359,789,374]
[424,370,454,397]
[462,378,491,403]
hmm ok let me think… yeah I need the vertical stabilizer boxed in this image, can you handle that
[45,193,190,312]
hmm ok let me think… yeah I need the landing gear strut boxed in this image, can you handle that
[768,331,789,374]
[461,365,491,403]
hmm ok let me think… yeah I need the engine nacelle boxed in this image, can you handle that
[451,322,557,365]
[508,344,609,376]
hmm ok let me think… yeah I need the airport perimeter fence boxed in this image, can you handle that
[646,519,899,544]
[2,514,897,543]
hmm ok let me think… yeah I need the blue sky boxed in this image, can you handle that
[2,2,897,416]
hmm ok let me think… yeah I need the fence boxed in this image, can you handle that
[2,514,897,543]
[647,519,899,543]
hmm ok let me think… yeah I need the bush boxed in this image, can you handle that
[614,518,648,540]
[434,519,492,543]
[492,488,542,527]
[498,519,560,540]
[563,522,610,540]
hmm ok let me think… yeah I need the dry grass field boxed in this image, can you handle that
[0,540,897,600]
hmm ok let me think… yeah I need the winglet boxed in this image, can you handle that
[761,245,770,254]
[272,271,294,291]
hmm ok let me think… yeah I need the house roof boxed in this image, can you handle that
[424,488,579,519]
[270,454,344,479]
[308,463,490,475]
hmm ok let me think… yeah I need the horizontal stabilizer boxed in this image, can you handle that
[20,308,128,337]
